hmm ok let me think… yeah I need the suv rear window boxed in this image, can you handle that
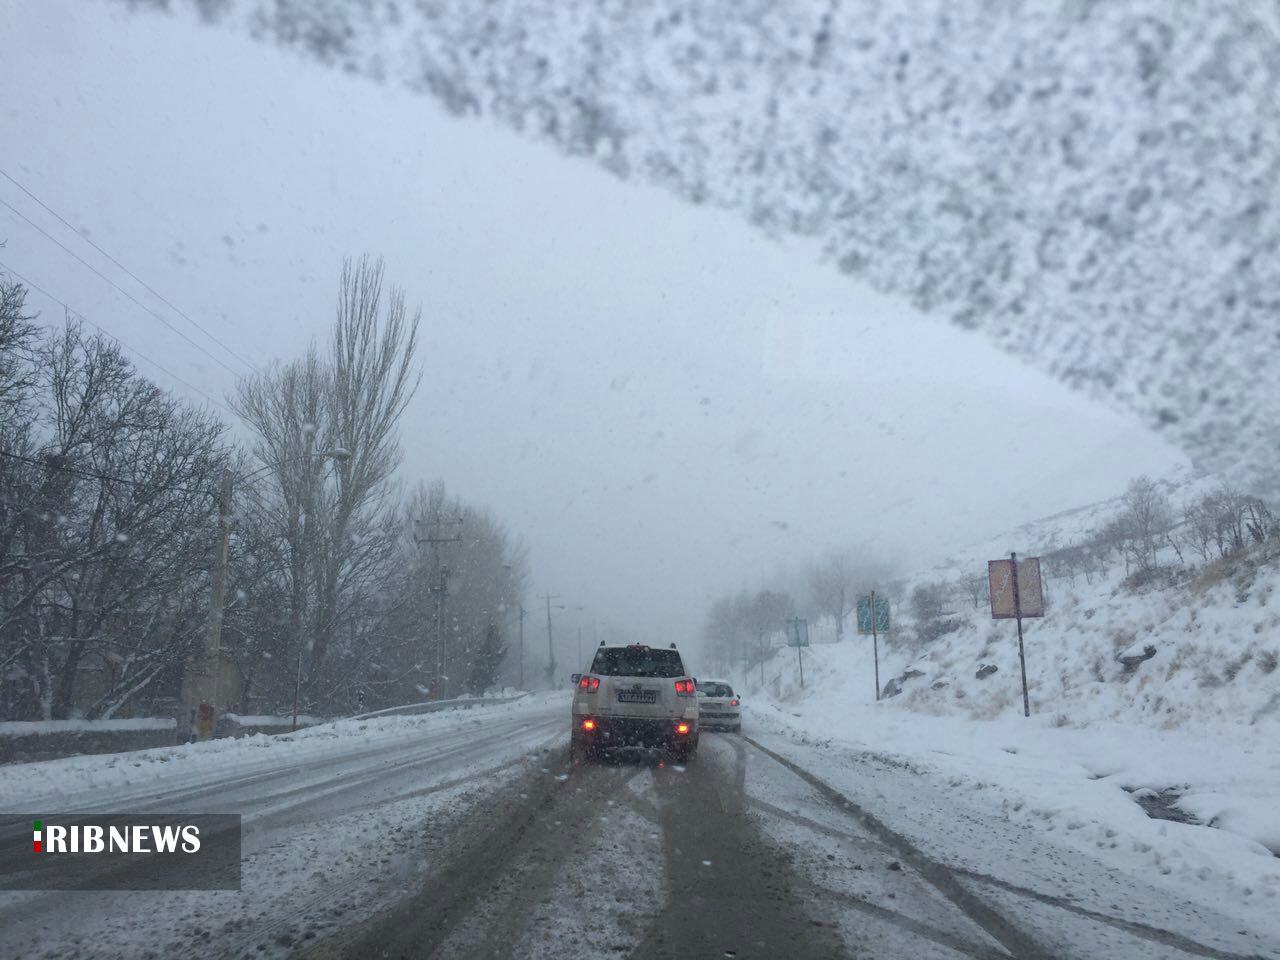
[697,682,733,698]
[590,647,685,678]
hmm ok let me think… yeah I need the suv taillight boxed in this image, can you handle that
[578,675,600,692]
[674,679,695,696]
[730,698,739,706]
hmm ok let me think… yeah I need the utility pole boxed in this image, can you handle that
[435,565,448,694]
[414,511,463,698]
[537,593,562,687]
[292,427,315,732]
[518,604,526,690]
[190,443,350,736]
[207,466,234,661]
[871,589,881,703]
[197,466,234,740]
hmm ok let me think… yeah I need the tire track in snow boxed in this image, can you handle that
[744,735,1050,960]
[744,736,1273,960]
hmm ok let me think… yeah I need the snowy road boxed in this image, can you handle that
[308,731,1274,960]
[3,700,1275,959]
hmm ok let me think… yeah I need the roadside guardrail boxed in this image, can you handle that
[346,693,529,723]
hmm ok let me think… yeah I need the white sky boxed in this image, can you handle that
[0,0,1187,665]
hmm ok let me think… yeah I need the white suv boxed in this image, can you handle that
[571,643,699,761]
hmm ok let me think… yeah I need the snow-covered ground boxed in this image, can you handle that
[745,698,1280,939]
[0,694,569,960]
[744,720,1280,957]
[721,483,1280,947]
[0,693,563,810]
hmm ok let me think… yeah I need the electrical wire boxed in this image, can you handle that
[0,258,234,414]
[0,197,246,379]
[0,168,258,372]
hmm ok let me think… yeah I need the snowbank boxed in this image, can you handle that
[0,717,176,736]
[718,482,1280,934]
[0,692,568,810]
[748,701,1280,945]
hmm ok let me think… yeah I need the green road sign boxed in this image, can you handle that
[856,595,890,634]
[786,618,810,647]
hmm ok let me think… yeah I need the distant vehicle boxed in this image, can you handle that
[570,643,699,761]
[696,679,741,732]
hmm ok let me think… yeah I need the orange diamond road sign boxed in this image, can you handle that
[988,557,1044,619]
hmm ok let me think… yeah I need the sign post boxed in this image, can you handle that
[987,553,1044,717]
[857,593,890,701]
[786,618,809,688]
[870,590,879,702]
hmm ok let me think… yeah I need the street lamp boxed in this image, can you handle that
[286,446,350,732]
[574,605,588,669]
[192,445,351,741]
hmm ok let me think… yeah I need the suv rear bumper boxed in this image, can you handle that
[574,715,696,749]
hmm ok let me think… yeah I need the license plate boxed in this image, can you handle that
[617,689,657,704]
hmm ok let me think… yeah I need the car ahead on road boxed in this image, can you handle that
[696,679,741,732]
[571,643,699,762]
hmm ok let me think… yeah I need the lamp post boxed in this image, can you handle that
[574,605,588,669]
[271,444,351,733]
[537,593,565,687]
[192,445,351,740]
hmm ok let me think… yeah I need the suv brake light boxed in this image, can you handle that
[730,698,739,706]
[674,679,695,696]
[578,675,600,692]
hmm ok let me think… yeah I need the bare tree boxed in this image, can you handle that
[419,484,527,695]
[1,321,229,719]
[808,552,856,642]
[909,580,961,646]
[960,571,989,608]
[311,256,421,676]
[230,255,421,711]
[746,589,794,667]
[701,594,741,671]
[0,276,38,412]
[1182,497,1218,563]
[1121,476,1174,572]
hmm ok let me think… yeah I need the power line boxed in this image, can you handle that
[0,449,215,497]
[0,258,234,414]
[0,168,258,373]
[0,197,246,379]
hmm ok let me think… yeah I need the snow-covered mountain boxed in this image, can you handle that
[124,0,1280,487]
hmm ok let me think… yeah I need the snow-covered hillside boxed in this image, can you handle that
[120,0,1280,488]
[723,486,1280,920]
[737,470,1280,730]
